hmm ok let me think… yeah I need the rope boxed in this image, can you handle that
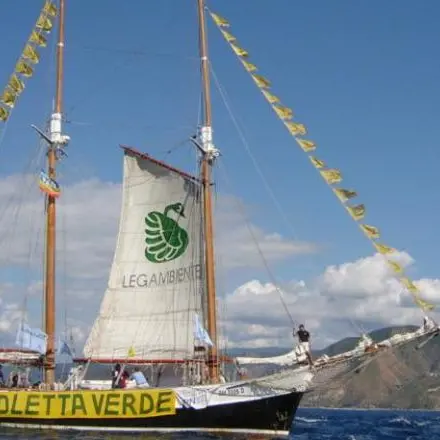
[216,158,295,326]
[209,62,366,335]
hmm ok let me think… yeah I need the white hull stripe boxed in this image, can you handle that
[0,422,289,437]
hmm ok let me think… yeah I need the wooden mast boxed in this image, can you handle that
[44,0,66,386]
[197,0,219,383]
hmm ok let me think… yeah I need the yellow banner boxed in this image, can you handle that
[0,388,176,419]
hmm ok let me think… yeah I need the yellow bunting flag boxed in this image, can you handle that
[30,30,47,47]
[221,30,236,42]
[387,260,403,274]
[231,43,248,57]
[209,8,434,314]
[360,224,380,239]
[43,1,58,17]
[416,297,435,311]
[0,107,9,121]
[320,169,342,184]
[262,89,279,103]
[286,122,307,136]
[333,188,357,202]
[252,74,271,88]
[296,138,315,152]
[347,204,366,220]
[128,346,136,357]
[0,1,54,127]
[1,90,17,108]
[36,15,53,32]
[211,12,229,27]
[309,156,325,169]
[273,105,293,120]
[373,242,395,255]
[15,61,34,77]
[400,277,417,293]
[23,44,40,64]
[241,60,257,72]
[9,75,25,94]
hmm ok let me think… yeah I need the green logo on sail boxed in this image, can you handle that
[144,202,189,263]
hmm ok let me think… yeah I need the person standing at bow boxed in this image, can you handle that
[293,324,313,367]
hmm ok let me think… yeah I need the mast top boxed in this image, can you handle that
[197,0,219,163]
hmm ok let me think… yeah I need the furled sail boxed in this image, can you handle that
[83,147,204,362]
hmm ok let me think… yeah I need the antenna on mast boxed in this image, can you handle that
[197,0,220,383]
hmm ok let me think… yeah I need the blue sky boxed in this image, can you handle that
[0,0,440,346]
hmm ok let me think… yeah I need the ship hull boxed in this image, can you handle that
[0,390,303,437]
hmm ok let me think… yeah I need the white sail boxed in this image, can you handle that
[83,147,204,361]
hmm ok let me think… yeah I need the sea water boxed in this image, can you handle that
[0,408,438,439]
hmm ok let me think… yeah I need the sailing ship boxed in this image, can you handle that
[0,0,438,436]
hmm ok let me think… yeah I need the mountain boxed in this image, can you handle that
[302,326,440,409]
[228,325,440,409]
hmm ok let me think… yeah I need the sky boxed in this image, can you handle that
[0,0,440,353]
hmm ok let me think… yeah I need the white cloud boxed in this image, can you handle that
[0,174,316,348]
[214,195,318,268]
[2,172,435,355]
[0,302,24,333]
[221,251,440,350]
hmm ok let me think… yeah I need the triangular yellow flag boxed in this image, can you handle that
[333,188,357,202]
[415,297,435,311]
[23,44,40,64]
[320,169,342,185]
[400,277,418,293]
[36,15,53,32]
[231,43,248,57]
[252,74,271,88]
[296,138,315,152]
[387,260,403,274]
[43,1,58,17]
[360,224,380,239]
[221,30,236,42]
[0,107,9,121]
[241,60,257,72]
[1,89,17,108]
[273,105,293,120]
[373,242,395,255]
[30,30,47,47]
[262,89,279,103]
[15,61,34,77]
[286,122,307,136]
[309,156,325,169]
[347,204,366,221]
[211,12,229,27]
[127,346,136,357]
[9,75,25,94]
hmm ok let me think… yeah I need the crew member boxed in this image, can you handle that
[294,324,313,367]
[130,367,150,388]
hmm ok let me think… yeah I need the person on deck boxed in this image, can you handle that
[10,372,19,388]
[0,365,4,386]
[118,370,129,389]
[130,367,150,388]
[294,324,313,367]
[111,363,121,389]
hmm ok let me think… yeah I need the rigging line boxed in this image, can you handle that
[59,193,68,339]
[0,143,46,259]
[216,158,295,326]
[210,74,366,338]
[69,44,199,61]
[209,63,367,338]
[209,64,306,251]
